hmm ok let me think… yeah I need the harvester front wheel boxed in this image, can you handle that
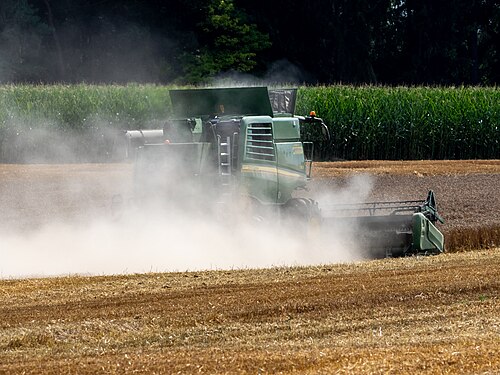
[282,198,322,237]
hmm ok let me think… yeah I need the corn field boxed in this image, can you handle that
[297,86,500,160]
[0,84,498,162]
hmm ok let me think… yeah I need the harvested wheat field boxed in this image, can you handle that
[0,250,499,374]
[0,160,499,373]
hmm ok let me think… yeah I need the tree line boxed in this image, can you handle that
[1,0,498,85]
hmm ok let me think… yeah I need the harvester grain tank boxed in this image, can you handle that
[126,87,444,258]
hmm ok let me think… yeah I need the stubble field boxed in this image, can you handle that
[0,160,499,373]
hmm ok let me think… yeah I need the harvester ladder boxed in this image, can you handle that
[218,135,232,189]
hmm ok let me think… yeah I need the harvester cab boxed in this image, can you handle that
[132,87,316,208]
[126,86,445,258]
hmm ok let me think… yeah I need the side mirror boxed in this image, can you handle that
[301,115,331,141]
[320,121,331,141]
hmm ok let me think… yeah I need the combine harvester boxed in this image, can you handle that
[124,87,444,258]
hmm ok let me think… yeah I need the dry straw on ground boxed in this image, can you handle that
[0,249,499,374]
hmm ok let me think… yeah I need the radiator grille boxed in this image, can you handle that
[246,123,275,161]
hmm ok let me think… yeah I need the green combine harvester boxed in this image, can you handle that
[125,87,444,258]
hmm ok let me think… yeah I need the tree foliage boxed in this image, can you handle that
[179,0,271,83]
[0,0,50,81]
[0,0,498,85]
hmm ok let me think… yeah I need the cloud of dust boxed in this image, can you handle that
[210,59,311,87]
[0,88,374,279]
[0,111,135,163]
[0,211,311,277]
[0,166,374,279]
[311,174,376,259]
[316,174,375,206]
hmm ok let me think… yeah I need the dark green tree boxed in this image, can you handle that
[373,0,499,85]
[179,0,271,83]
[0,0,50,82]
[0,0,498,84]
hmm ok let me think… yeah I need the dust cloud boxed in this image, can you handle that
[0,92,373,279]
[210,60,312,87]
[0,169,373,279]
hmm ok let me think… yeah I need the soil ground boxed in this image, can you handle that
[0,160,499,373]
[1,160,499,247]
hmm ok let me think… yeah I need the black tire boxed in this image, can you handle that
[282,198,322,236]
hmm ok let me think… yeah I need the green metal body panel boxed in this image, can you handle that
[272,117,300,141]
[237,116,307,205]
[239,116,278,204]
[412,213,445,253]
[239,163,279,204]
[275,142,307,203]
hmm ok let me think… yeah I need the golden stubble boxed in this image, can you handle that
[0,249,499,374]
